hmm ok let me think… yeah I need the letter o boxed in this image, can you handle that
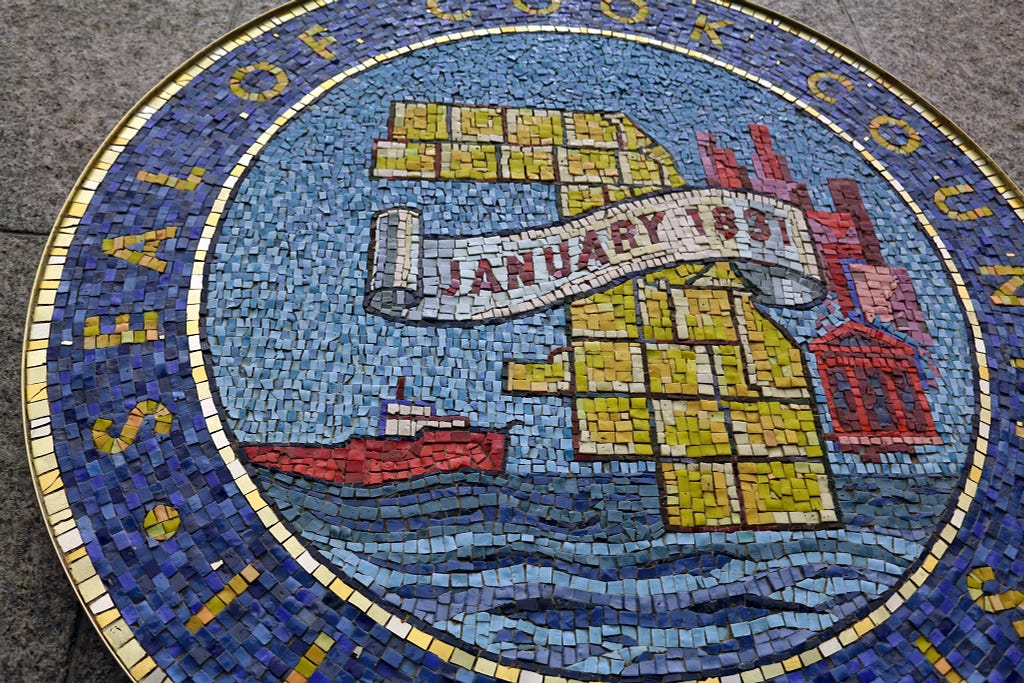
[513,0,561,15]
[868,115,921,155]
[426,0,471,21]
[600,0,648,24]
[229,62,289,101]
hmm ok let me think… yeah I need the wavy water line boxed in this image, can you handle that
[314,534,903,617]
[387,565,893,618]
[427,581,885,673]
[434,606,833,674]
[262,465,956,502]
[318,532,916,574]
[292,501,922,574]
[258,467,956,538]
[399,565,894,618]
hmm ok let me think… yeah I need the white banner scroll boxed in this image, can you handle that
[364,188,824,323]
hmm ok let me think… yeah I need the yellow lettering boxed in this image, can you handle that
[101,226,178,273]
[807,71,854,104]
[966,566,1024,612]
[600,0,648,24]
[965,566,1024,636]
[512,0,561,15]
[690,13,732,49]
[914,635,965,683]
[91,400,173,454]
[979,265,1024,305]
[185,564,260,633]
[934,183,994,221]
[298,25,338,60]
[229,61,289,101]
[284,632,337,681]
[426,0,471,20]
[83,311,162,349]
[136,167,205,191]
[868,115,920,154]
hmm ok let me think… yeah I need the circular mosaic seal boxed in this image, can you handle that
[23,1,1024,681]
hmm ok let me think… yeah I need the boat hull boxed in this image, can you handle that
[244,430,505,485]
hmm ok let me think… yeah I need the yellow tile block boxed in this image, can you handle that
[500,145,556,182]
[570,280,638,338]
[715,345,757,398]
[305,645,327,666]
[207,594,227,616]
[566,111,620,148]
[621,150,665,186]
[617,116,652,151]
[505,357,569,394]
[506,108,563,146]
[660,462,741,528]
[576,396,651,456]
[645,345,702,395]
[676,288,737,342]
[226,573,249,596]
[495,664,520,682]
[644,263,707,287]
[574,341,645,392]
[293,657,317,678]
[643,144,687,187]
[560,184,607,216]
[640,281,675,341]
[453,105,504,142]
[392,102,449,141]
[742,298,809,390]
[428,638,454,661]
[654,399,732,457]
[605,185,633,204]
[373,141,438,178]
[314,632,335,652]
[558,147,620,184]
[439,143,499,180]
[737,460,837,526]
[729,401,822,457]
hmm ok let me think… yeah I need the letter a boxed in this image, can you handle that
[470,259,503,294]
[578,231,610,269]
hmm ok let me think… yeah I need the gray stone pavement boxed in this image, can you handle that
[0,1,1020,680]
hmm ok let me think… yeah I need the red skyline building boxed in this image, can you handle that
[696,124,940,461]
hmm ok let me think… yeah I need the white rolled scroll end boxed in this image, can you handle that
[364,207,424,317]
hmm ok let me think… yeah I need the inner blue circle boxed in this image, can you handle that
[205,32,974,677]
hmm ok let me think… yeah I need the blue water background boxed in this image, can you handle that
[205,33,975,672]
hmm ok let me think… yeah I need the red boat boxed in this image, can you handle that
[244,381,506,485]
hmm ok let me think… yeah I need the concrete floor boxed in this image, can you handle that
[0,1,1020,680]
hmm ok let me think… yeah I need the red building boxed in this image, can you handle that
[809,322,940,458]
[697,124,940,461]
